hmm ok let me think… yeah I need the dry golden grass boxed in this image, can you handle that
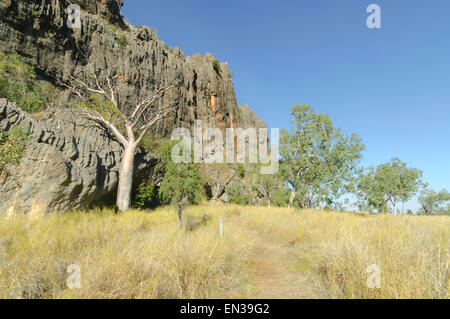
[235,206,449,299]
[0,204,448,299]
[0,207,249,299]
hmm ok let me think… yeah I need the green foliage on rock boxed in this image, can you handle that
[237,163,246,178]
[0,125,29,175]
[116,34,128,48]
[74,93,126,133]
[138,134,167,154]
[212,59,221,74]
[0,53,56,113]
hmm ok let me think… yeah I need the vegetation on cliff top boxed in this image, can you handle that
[0,125,29,177]
[0,53,55,113]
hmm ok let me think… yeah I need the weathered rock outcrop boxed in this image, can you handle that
[0,0,266,213]
[0,0,265,135]
[0,98,155,214]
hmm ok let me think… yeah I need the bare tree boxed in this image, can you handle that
[252,167,281,208]
[65,60,180,211]
[202,163,236,204]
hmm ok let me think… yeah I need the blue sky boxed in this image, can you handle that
[122,0,450,210]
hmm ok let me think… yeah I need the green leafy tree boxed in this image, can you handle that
[418,188,450,215]
[280,104,364,208]
[271,188,291,207]
[356,158,423,214]
[159,159,203,227]
[355,167,385,212]
[116,34,128,49]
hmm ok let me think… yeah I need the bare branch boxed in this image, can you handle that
[68,74,105,95]
[134,105,177,146]
[130,84,174,128]
[65,58,182,149]
[76,105,128,146]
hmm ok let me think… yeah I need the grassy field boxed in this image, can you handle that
[236,206,449,299]
[0,205,448,299]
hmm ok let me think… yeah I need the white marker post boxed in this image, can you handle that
[219,217,223,239]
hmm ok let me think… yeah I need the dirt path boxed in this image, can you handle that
[242,230,318,299]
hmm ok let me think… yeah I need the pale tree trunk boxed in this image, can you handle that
[307,190,313,208]
[177,205,183,228]
[288,189,296,208]
[116,143,136,212]
[268,197,271,208]
[211,183,220,205]
[66,64,178,213]
[210,168,236,205]
[393,200,397,215]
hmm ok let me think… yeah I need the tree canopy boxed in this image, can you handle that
[159,140,203,226]
[418,188,450,215]
[280,104,364,208]
[356,158,423,214]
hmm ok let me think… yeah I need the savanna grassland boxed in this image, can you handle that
[0,206,448,299]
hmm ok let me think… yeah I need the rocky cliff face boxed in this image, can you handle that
[0,0,265,214]
[0,0,265,135]
[0,98,155,214]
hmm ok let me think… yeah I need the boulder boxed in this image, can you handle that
[0,98,155,214]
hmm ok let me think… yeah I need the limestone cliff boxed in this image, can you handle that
[0,0,266,213]
[0,0,265,134]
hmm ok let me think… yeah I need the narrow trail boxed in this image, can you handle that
[239,228,319,299]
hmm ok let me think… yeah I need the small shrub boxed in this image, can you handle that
[0,126,29,175]
[134,183,158,209]
[226,182,251,206]
[212,59,221,74]
[0,53,56,113]
[184,214,212,232]
[237,164,246,178]
[116,34,128,49]
[149,27,156,37]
